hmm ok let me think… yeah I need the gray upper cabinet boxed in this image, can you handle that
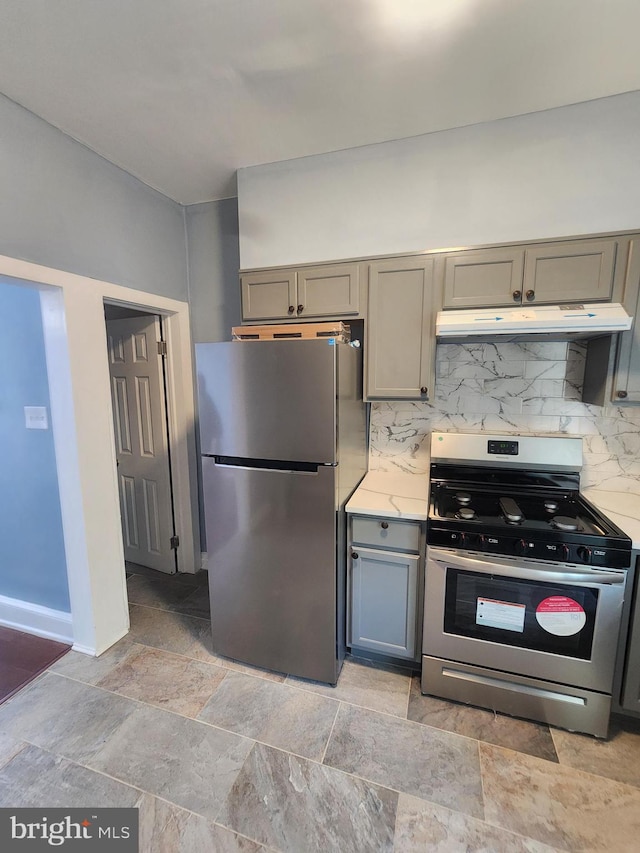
[297,263,360,317]
[522,239,617,304]
[611,239,640,402]
[241,262,359,322]
[443,248,525,309]
[582,237,640,405]
[366,257,436,400]
[442,238,619,310]
[241,269,297,320]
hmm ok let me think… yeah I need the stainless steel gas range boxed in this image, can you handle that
[422,432,632,738]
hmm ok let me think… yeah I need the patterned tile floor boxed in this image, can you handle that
[1,564,640,851]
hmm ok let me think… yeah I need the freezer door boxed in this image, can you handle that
[196,340,337,463]
[203,456,340,683]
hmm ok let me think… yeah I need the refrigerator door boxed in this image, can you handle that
[203,456,340,683]
[197,339,338,463]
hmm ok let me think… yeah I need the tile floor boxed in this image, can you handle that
[1,564,640,851]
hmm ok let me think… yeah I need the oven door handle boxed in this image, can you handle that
[428,548,625,585]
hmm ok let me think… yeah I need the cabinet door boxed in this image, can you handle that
[241,270,297,321]
[443,248,524,308]
[523,239,617,305]
[366,258,435,399]
[609,238,640,402]
[297,263,360,318]
[350,546,419,660]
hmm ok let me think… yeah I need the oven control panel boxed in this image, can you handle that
[487,440,519,455]
[427,526,631,569]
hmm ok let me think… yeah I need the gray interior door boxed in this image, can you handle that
[107,315,176,574]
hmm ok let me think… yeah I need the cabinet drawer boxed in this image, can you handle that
[351,516,421,552]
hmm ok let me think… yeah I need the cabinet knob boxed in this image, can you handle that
[380,521,389,530]
[512,290,521,301]
[297,304,304,314]
[420,387,428,395]
[288,305,295,314]
[617,390,628,399]
[351,551,359,560]
[525,289,535,302]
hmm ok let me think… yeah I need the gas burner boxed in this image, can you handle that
[456,507,476,520]
[500,496,523,524]
[551,516,581,532]
[544,500,559,513]
[455,492,472,505]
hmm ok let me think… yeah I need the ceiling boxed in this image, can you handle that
[2,0,640,205]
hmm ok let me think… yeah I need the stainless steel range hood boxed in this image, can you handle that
[436,302,632,340]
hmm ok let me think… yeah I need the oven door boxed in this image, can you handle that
[423,547,626,693]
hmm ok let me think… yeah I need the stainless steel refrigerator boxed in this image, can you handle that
[196,338,367,684]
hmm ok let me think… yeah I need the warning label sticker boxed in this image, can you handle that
[535,596,586,636]
[476,598,526,632]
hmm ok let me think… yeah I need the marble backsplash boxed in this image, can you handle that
[369,340,640,493]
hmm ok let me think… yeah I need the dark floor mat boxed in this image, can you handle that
[0,626,71,705]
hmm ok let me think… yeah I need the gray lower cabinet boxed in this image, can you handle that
[348,515,424,661]
[241,262,360,322]
[366,257,437,400]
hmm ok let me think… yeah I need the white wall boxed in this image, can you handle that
[0,93,187,298]
[237,91,640,270]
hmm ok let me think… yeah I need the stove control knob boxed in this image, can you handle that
[558,544,570,562]
[577,546,592,564]
[515,539,534,556]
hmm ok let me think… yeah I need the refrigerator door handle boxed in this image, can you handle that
[215,462,319,475]
[209,455,320,474]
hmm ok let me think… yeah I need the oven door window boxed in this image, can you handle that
[443,569,598,659]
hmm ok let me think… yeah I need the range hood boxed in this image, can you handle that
[436,302,632,340]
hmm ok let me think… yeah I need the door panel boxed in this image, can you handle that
[107,315,176,573]
[297,263,360,317]
[523,239,616,304]
[203,457,339,682]
[443,248,524,308]
[366,257,435,399]
[350,546,419,659]
[196,339,337,463]
[241,270,297,320]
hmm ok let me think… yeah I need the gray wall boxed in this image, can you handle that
[0,278,70,612]
[237,91,640,269]
[0,93,188,298]
[185,198,241,343]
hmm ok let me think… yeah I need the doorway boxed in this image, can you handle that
[0,252,201,655]
[104,305,177,575]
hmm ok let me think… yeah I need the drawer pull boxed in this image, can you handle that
[351,551,359,560]
[380,521,389,530]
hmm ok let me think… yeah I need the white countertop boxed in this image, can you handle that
[346,470,430,521]
[583,489,640,550]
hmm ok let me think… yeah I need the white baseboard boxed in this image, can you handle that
[0,594,74,645]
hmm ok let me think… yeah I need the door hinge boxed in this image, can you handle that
[170,535,180,550]
[157,341,168,356]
